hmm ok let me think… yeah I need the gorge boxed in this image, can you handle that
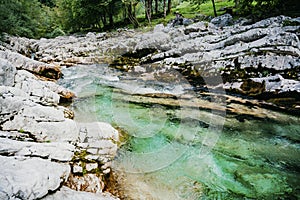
[0,14,299,199]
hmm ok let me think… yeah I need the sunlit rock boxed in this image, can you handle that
[0,156,70,200]
[0,58,16,86]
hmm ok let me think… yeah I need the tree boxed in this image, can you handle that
[163,0,167,18]
[236,0,298,19]
[211,0,217,17]
[123,0,139,28]
[167,0,172,14]
[0,0,54,38]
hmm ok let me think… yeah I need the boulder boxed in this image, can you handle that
[16,69,75,104]
[75,122,119,173]
[0,156,70,200]
[210,13,233,27]
[1,101,78,142]
[0,50,61,80]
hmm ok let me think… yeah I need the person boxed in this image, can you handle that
[173,11,184,27]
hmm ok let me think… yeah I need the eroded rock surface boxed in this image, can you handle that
[0,54,119,199]
[0,14,299,199]
[3,15,298,113]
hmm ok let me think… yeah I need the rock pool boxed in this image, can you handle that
[59,64,300,199]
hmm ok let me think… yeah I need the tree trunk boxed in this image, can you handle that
[108,3,114,28]
[155,0,158,14]
[167,0,171,14]
[212,0,217,17]
[100,14,107,29]
[145,0,152,25]
[234,0,239,7]
[163,0,167,18]
[128,2,139,28]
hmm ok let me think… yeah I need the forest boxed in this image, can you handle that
[0,0,299,39]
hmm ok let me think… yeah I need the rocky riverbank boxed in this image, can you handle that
[0,14,299,199]
[0,52,119,199]
[2,15,299,114]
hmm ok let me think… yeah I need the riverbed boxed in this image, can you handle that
[59,64,300,199]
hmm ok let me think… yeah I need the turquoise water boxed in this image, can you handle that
[59,65,300,199]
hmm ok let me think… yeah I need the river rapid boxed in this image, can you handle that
[59,64,300,200]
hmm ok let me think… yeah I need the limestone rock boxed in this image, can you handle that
[0,138,75,162]
[65,173,104,193]
[43,186,119,200]
[0,58,16,86]
[1,103,78,142]
[0,156,70,200]
[14,70,60,105]
[75,122,119,173]
[0,50,61,80]
[210,13,233,27]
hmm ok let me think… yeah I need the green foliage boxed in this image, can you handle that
[1,0,298,39]
[236,0,299,20]
[55,0,124,33]
[0,0,59,38]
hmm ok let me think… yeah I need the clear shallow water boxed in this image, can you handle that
[59,64,300,199]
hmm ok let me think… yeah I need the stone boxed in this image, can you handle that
[77,122,119,143]
[251,75,300,93]
[0,156,70,200]
[43,186,119,200]
[2,115,78,142]
[64,173,104,194]
[86,163,98,172]
[0,58,16,86]
[0,138,75,162]
[73,163,83,173]
[0,50,61,80]
[14,70,60,105]
[210,14,233,27]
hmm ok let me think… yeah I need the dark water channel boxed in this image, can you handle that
[59,64,300,200]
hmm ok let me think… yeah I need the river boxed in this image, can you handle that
[58,64,300,199]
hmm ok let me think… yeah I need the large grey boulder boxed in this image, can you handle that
[210,13,233,27]
[0,156,70,200]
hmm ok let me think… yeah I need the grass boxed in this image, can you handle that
[134,0,234,28]
[198,0,235,16]
[106,0,234,31]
